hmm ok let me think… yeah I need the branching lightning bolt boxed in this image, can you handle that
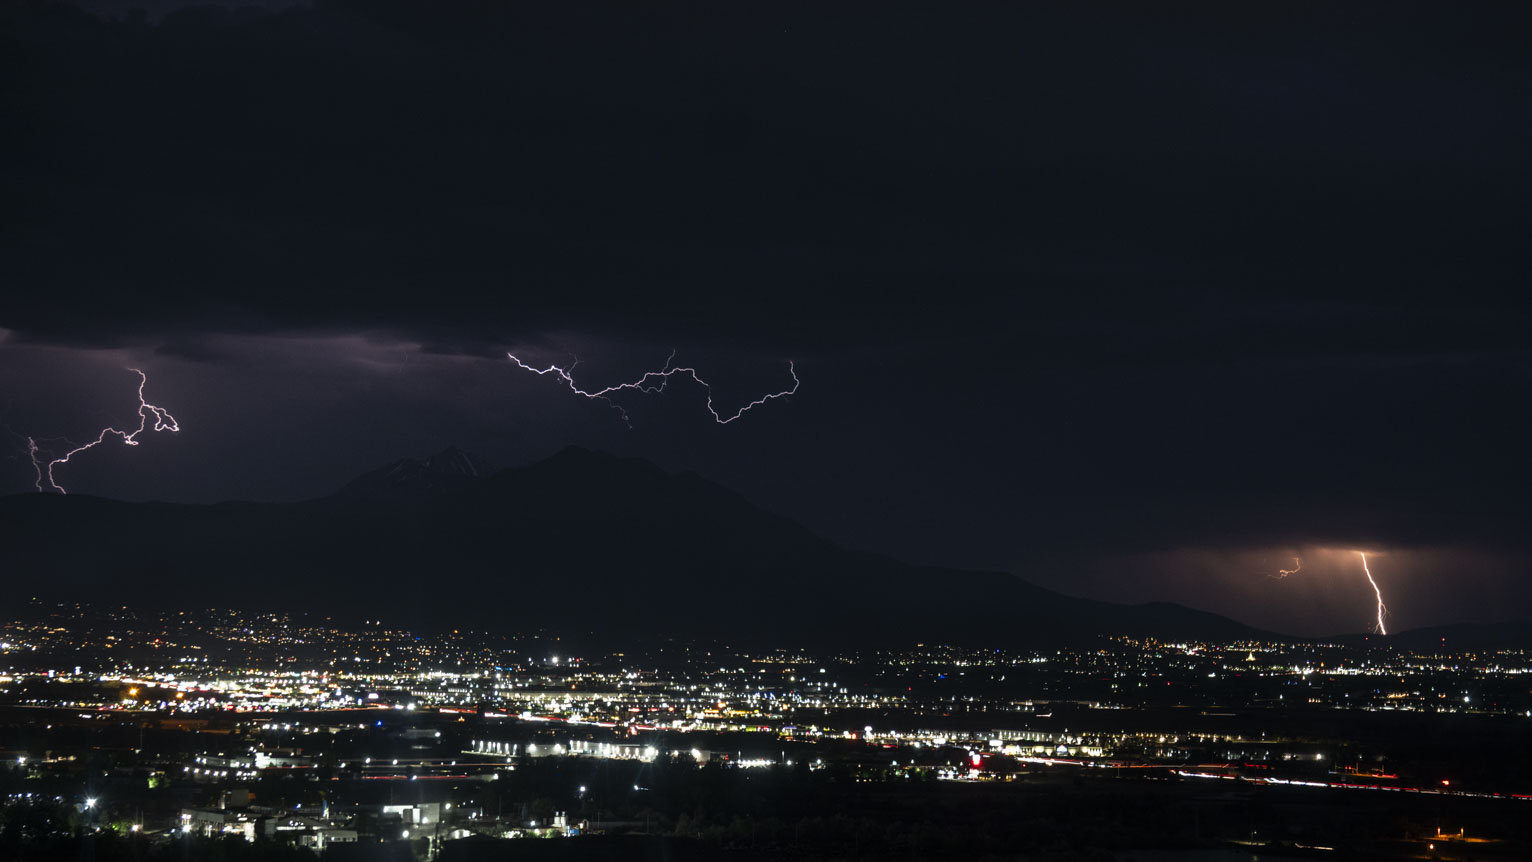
[1271,557,1302,579]
[26,369,180,494]
[1359,551,1388,635]
[506,351,798,427]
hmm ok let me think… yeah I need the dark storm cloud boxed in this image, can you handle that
[2,1,1530,628]
[4,1,1526,350]
[152,337,237,363]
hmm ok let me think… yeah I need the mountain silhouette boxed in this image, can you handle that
[336,445,494,501]
[2,446,1278,647]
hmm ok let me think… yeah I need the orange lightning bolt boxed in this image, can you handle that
[1359,552,1388,635]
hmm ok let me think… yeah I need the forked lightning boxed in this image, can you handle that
[507,351,798,427]
[28,369,180,494]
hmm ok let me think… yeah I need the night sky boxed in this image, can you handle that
[3,1,1530,635]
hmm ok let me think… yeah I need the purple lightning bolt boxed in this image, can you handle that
[27,368,180,494]
[507,351,798,427]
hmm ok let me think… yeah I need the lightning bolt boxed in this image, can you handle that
[1271,557,1302,579]
[507,351,798,427]
[1359,551,1388,635]
[27,368,180,494]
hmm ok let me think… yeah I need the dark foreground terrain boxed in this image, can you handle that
[4,754,1529,862]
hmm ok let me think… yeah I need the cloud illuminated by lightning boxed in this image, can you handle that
[1359,551,1388,635]
[27,368,180,494]
[507,351,798,427]
[1270,556,1303,579]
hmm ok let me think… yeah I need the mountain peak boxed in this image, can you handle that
[336,446,492,499]
[519,445,667,480]
[424,445,492,478]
